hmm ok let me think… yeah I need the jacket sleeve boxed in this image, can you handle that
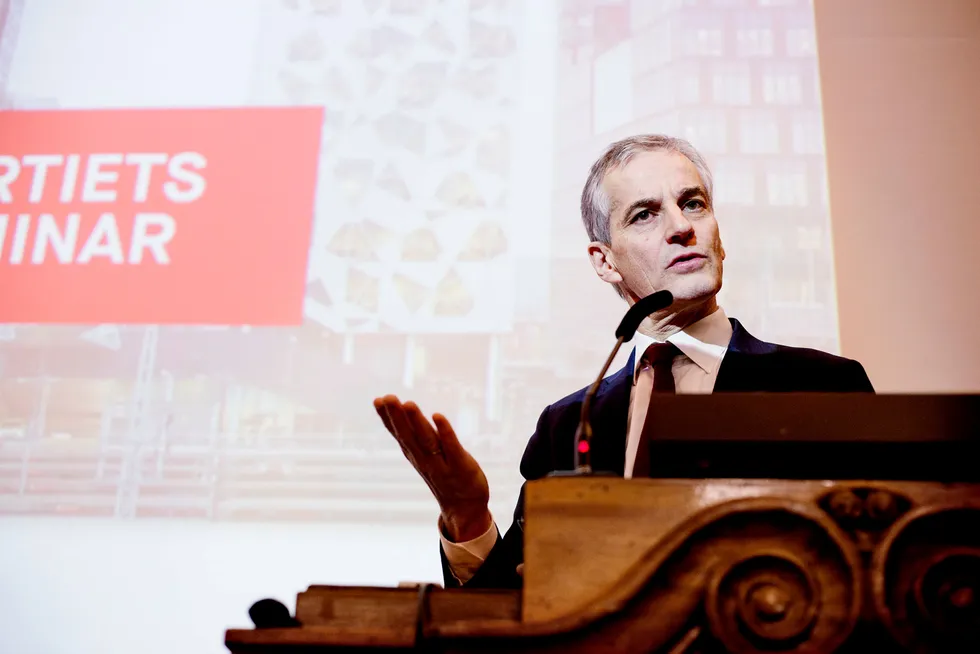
[439,525,502,589]
[439,404,555,589]
[844,359,875,392]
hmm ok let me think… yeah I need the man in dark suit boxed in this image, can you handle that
[373,135,873,590]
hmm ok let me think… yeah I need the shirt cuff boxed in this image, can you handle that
[439,514,498,584]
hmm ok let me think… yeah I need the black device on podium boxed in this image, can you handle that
[640,393,980,483]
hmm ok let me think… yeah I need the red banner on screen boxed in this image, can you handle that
[0,107,323,324]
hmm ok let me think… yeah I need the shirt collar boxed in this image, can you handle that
[631,306,733,377]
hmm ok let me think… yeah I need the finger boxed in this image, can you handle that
[432,413,464,458]
[385,399,432,459]
[377,396,415,448]
[373,397,397,435]
[403,402,442,458]
[516,563,524,577]
[374,397,415,461]
[374,397,391,432]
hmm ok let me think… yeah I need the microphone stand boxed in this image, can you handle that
[569,290,674,475]
[573,336,627,474]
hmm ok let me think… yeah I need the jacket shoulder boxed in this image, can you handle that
[767,343,874,391]
[728,318,873,391]
[519,365,632,479]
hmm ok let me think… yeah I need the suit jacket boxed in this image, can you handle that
[440,318,874,589]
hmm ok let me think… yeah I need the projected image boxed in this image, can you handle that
[0,0,835,525]
[254,0,524,334]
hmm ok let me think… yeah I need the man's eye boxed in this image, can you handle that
[684,199,705,211]
[631,209,652,223]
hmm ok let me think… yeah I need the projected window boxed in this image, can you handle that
[786,28,817,57]
[593,40,634,134]
[678,61,702,104]
[712,62,752,105]
[635,69,676,115]
[682,110,728,154]
[739,111,780,153]
[736,28,773,57]
[714,160,757,206]
[763,66,804,105]
[792,111,825,154]
[734,10,773,57]
[629,0,687,28]
[633,21,674,70]
[686,28,724,57]
[766,163,810,207]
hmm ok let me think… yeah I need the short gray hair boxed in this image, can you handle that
[580,134,714,246]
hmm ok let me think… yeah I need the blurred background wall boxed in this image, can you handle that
[817,0,980,392]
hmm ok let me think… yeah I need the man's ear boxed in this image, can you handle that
[587,241,623,286]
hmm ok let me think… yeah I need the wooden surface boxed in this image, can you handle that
[226,477,980,653]
[522,477,978,624]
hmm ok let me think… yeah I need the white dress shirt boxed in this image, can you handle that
[441,308,734,582]
[623,307,732,477]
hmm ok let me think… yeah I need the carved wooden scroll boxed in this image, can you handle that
[226,477,980,653]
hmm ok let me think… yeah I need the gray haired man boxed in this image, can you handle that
[374,135,873,589]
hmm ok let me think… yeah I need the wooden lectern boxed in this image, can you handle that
[225,395,980,653]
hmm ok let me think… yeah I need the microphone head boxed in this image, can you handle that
[615,290,674,340]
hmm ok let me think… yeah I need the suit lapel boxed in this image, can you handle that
[585,320,776,472]
[713,318,775,392]
[588,348,635,476]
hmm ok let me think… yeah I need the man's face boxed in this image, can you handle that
[589,149,724,307]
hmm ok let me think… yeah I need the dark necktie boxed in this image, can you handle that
[631,342,679,478]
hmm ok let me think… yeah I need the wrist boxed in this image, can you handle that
[440,506,492,543]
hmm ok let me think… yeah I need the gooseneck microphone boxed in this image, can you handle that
[573,290,673,473]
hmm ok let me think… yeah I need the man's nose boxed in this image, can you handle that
[664,207,695,243]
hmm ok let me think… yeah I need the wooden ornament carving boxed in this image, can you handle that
[872,504,980,653]
[226,479,980,653]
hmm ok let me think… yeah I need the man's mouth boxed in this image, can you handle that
[668,253,706,269]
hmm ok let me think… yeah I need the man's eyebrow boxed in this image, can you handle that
[615,185,710,224]
[619,196,663,223]
[676,185,708,203]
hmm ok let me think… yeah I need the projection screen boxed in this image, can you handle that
[0,1,842,652]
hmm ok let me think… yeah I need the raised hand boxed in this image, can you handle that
[373,395,492,542]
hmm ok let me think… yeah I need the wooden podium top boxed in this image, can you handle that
[226,476,980,653]
[226,394,980,652]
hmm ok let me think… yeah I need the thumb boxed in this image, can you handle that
[516,563,524,577]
